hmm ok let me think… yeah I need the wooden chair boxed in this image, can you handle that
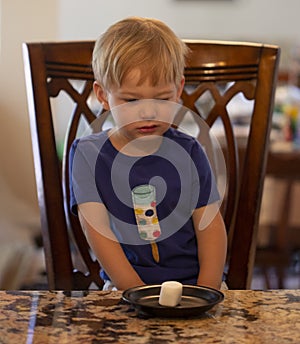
[23,40,280,290]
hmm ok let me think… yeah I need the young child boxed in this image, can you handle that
[69,16,227,291]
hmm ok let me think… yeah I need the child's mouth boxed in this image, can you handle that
[138,125,158,133]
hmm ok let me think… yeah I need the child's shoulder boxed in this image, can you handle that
[78,130,108,143]
[74,130,109,148]
[70,130,111,159]
[166,127,198,145]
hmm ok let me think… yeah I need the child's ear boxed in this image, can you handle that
[176,76,185,102]
[93,81,109,110]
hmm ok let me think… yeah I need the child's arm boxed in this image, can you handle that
[78,202,145,290]
[192,203,227,290]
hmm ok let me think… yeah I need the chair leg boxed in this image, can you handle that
[273,179,293,289]
[256,179,294,290]
[277,267,285,289]
[263,268,271,289]
[276,180,293,252]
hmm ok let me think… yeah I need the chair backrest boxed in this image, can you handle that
[23,40,280,290]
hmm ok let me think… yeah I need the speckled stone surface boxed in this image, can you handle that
[0,289,299,343]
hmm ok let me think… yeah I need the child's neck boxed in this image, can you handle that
[108,129,163,157]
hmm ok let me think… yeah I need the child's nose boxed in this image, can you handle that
[138,100,157,119]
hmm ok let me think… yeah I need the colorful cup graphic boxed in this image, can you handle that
[132,185,161,241]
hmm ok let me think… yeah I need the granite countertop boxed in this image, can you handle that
[0,289,299,343]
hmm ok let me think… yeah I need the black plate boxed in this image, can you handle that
[122,284,224,318]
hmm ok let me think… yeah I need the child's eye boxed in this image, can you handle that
[124,98,138,102]
[123,97,171,102]
[155,97,173,101]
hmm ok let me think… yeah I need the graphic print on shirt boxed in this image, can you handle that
[131,184,161,241]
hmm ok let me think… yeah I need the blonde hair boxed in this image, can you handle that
[92,16,189,89]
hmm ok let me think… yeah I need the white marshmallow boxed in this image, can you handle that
[158,281,183,307]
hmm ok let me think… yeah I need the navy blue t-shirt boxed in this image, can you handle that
[69,127,219,284]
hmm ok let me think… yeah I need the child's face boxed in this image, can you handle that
[94,68,184,143]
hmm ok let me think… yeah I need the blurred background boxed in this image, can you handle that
[1,0,299,289]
